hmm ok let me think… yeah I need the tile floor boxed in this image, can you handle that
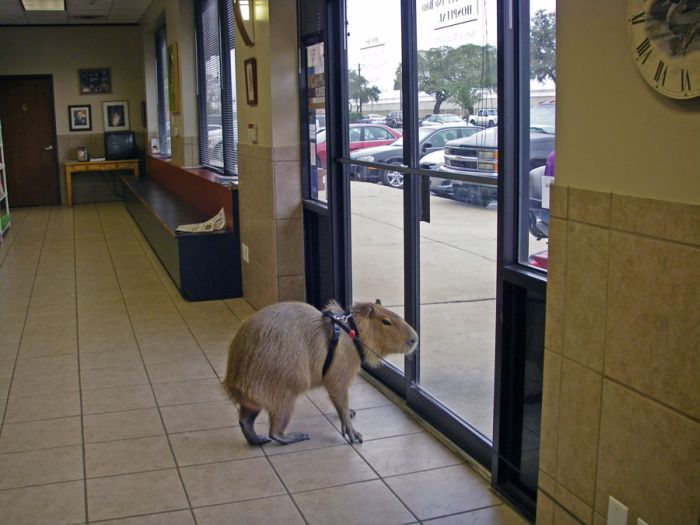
[0,203,529,524]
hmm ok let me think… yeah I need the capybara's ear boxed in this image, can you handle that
[375,298,382,305]
[355,302,375,318]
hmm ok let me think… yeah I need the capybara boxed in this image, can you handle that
[223,299,418,445]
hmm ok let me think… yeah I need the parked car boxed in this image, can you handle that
[384,111,403,128]
[469,108,498,127]
[418,149,453,196]
[315,123,402,168]
[420,113,466,127]
[349,124,482,189]
[355,113,385,124]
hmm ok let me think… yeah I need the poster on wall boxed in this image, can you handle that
[79,68,111,95]
[167,42,181,113]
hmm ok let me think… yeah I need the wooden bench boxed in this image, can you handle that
[122,157,242,301]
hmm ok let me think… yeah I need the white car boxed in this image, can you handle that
[419,149,452,194]
[469,108,498,127]
[420,114,466,127]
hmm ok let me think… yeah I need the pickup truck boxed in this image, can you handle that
[469,108,498,127]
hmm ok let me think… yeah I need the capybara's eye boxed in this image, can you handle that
[382,318,392,326]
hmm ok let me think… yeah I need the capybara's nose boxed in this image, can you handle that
[407,338,417,347]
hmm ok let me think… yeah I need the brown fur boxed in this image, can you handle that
[223,300,418,445]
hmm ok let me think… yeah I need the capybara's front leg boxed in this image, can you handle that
[327,386,362,443]
[269,398,309,445]
[239,403,270,445]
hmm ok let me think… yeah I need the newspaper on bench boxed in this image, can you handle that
[176,207,226,233]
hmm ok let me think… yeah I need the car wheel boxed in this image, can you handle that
[488,120,495,127]
[382,165,404,189]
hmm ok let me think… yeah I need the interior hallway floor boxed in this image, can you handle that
[0,203,528,525]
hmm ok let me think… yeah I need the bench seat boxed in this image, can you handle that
[122,175,242,301]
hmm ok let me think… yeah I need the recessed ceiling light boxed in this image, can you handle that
[21,0,66,11]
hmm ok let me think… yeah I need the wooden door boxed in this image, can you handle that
[0,76,60,207]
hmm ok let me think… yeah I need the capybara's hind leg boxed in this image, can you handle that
[239,403,270,445]
[269,399,309,445]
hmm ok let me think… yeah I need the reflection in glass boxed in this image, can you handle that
[306,43,327,202]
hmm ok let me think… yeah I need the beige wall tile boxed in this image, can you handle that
[550,184,568,219]
[273,160,302,219]
[562,223,609,371]
[276,218,303,276]
[568,188,611,227]
[241,209,276,272]
[536,490,554,525]
[554,482,593,524]
[606,232,700,418]
[272,145,300,162]
[545,218,567,353]
[238,155,274,219]
[665,200,700,246]
[539,350,562,476]
[242,259,277,310]
[277,275,304,302]
[556,358,602,506]
[610,194,667,239]
[595,381,700,525]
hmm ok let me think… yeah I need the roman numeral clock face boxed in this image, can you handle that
[628,0,700,99]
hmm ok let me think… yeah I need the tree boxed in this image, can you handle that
[393,44,497,114]
[348,68,381,113]
[530,9,556,83]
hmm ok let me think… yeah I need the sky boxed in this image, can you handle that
[346,0,556,101]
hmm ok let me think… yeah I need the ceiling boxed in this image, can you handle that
[0,0,152,25]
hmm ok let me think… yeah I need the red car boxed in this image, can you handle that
[316,123,401,168]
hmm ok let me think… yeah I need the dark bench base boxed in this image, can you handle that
[122,176,242,301]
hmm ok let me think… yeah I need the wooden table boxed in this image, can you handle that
[64,159,139,206]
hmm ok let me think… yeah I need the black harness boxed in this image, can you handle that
[322,310,366,377]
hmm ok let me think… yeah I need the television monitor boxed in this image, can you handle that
[104,131,135,160]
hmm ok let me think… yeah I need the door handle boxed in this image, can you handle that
[44,145,54,151]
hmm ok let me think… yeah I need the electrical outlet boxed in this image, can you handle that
[241,243,249,263]
[607,496,628,525]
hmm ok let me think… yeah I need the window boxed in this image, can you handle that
[154,24,170,156]
[195,0,238,176]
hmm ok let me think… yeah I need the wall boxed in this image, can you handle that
[537,1,700,524]
[235,0,304,309]
[0,25,145,203]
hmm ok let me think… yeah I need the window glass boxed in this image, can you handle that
[305,42,327,202]
[155,25,170,156]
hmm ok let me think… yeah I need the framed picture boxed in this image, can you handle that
[244,57,258,106]
[167,43,181,113]
[79,68,111,95]
[103,100,130,131]
[68,105,92,132]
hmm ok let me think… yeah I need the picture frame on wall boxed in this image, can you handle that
[79,68,111,95]
[68,105,92,132]
[244,57,258,106]
[167,42,181,113]
[103,101,130,131]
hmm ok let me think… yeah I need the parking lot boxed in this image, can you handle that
[350,179,547,438]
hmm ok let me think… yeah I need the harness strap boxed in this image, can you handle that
[322,310,365,377]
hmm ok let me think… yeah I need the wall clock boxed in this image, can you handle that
[627,0,700,99]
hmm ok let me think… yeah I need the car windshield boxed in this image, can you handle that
[530,104,555,134]
[442,115,463,122]
[391,127,434,147]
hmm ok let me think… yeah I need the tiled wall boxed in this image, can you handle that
[236,143,304,309]
[537,186,700,525]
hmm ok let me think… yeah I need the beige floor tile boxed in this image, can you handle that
[12,354,78,378]
[160,400,238,434]
[385,464,501,520]
[17,339,77,359]
[292,479,415,525]
[4,391,81,423]
[146,359,216,384]
[0,445,83,489]
[0,416,82,453]
[84,408,165,443]
[0,359,14,380]
[85,434,175,477]
[9,370,79,398]
[82,384,156,414]
[355,432,462,477]
[94,510,195,525]
[81,364,149,390]
[180,457,286,507]
[293,394,324,418]
[152,378,229,407]
[270,444,377,492]
[79,349,144,369]
[169,426,263,466]
[307,382,394,414]
[423,504,529,524]
[327,404,424,442]
[0,480,85,525]
[140,347,209,365]
[194,495,305,524]
[262,414,347,456]
[87,469,189,522]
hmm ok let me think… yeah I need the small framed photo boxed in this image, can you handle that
[244,57,258,106]
[103,100,130,131]
[79,68,111,95]
[68,105,92,132]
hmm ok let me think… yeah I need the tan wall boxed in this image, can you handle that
[539,0,700,523]
[0,25,145,202]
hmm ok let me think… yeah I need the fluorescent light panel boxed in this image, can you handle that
[21,0,66,11]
